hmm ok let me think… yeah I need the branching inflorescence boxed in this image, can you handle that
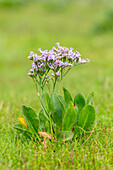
[28,42,89,93]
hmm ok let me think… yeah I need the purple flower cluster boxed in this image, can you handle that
[28,43,89,78]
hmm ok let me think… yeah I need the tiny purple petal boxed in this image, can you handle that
[75,51,81,58]
[42,50,48,56]
[51,73,55,76]
[79,59,86,63]
[56,42,60,46]
[48,55,56,61]
[38,48,42,53]
[36,55,42,61]
[30,51,34,56]
[49,66,54,70]
[28,51,34,60]
[65,62,73,67]
[55,71,60,76]
[28,56,33,60]
[52,47,56,51]
[59,61,64,67]
[64,47,69,52]
[62,53,66,57]
[28,72,34,76]
[59,46,64,51]
[30,69,34,73]
[70,48,73,51]
[42,56,46,61]
[86,58,90,62]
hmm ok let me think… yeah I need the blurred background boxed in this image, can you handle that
[0,0,113,118]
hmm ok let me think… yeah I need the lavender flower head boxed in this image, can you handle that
[28,43,89,90]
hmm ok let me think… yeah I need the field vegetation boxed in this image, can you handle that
[0,0,113,169]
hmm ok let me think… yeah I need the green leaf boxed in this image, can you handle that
[39,109,49,132]
[86,92,94,105]
[63,87,73,106]
[78,105,95,130]
[58,95,67,118]
[22,105,37,119]
[50,92,62,128]
[63,102,77,131]
[58,95,67,110]
[22,105,39,134]
[39,109,46,129]
[13,124,32,139]
[74,93,85,112]
[57,131,74,141]
[41,92,50,116]
[31,118,39,133]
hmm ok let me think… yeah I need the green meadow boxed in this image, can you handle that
[0,0,113,169]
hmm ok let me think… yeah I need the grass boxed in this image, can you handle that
[0,0,113,169]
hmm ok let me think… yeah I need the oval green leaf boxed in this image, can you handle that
[41,92,50,115]
[74,93,85,112]
[78,105,95,130]
[63,87,73,106]
[22,105,39,134]
[50,92,62,128]
[86,92,94,105]
[63,102,77,131]
[58,95,67,118]
[39,109,49,131]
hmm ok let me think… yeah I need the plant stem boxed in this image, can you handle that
[61,68,63,80]
[49,115,54,143]
[32,77,39,93]
[41,69,50,89]
[48,82,51,95]
[53,77,57,92]
[63,67,71,78]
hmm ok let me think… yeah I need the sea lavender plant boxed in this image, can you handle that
[28,42,89,94]
[14,43,96,143]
